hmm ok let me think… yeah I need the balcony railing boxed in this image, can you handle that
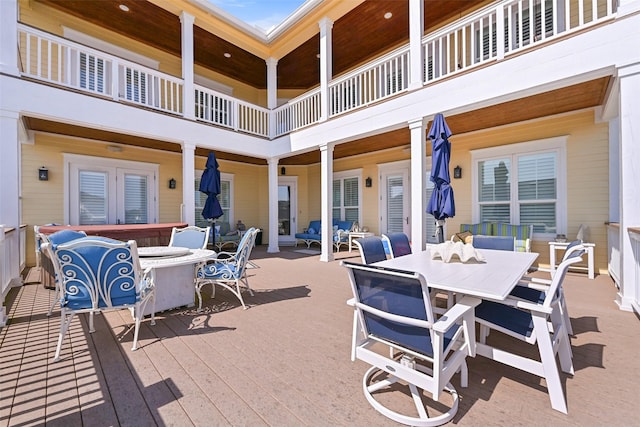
[16,0,616,139]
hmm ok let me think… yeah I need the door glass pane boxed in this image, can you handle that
[79,170,108,225]
[480,204,510,223]
[386,175,404,233]
[124,174,148,224]
[278,185,291,236]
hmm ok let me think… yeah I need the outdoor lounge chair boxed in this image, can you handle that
[353,236,387,264]
[471,234,516,251]
[168,225,211,249]
[381,232,412,258]
[42,236,156,362]
[475,248,585,413]
[195,227,258,310]
[343,261,478,426]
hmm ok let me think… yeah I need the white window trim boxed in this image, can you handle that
[333,168,363,224]
[470,136,567,238]
[63,153,159,225]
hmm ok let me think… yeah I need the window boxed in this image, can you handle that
[194,172,233,227]
[471,137,566,237]
[79,53,106,93]
[65,155,158,226]
[333,170,361,223]
[506,0,555,50]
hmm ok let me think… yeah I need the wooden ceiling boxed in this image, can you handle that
[24,77,610,166]
[34,0,483,90]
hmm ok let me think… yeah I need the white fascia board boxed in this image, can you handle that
[0,77,270,158]
[271,14,640,157]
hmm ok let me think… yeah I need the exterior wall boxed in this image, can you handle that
[21,135,270,266]
[449,109,609,271]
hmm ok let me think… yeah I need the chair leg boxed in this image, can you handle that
[532,314,568,414]
[47,285,59,316]
[560,291,574,336]
[54,309,75,362]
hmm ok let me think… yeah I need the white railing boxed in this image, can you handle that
[194,85,270,138]
[18,24,183,115]
[273,88,321,137]
[17,0,617,138]
[329,47,409,117]
[423,0,616,84]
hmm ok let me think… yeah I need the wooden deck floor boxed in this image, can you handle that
[1,246,639,426]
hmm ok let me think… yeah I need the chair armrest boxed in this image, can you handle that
[519,275,552,286]
[488,296,553,314]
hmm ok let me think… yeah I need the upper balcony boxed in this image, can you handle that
[15,0,617,144]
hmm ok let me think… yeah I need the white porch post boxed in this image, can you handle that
[266,57,278,137]
[320,143,334,262]
[408,0,424,90]
[267,159,280,253]
[180,12,195,120]
[181,142,196,225]
[618,0,640,16]
[318,17,333,122]
[0,0,19,76]
[409,117,427,251]
[615,62,640,312]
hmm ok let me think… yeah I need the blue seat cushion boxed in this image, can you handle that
[510,286,546,304]
[475,300,534,338]
[198,262,238,279]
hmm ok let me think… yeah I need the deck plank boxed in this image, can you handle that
[2,247,639,426]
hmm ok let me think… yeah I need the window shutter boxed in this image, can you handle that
[425,179,438,243]
[343,177,359,222]
[79,170,108,225]
[123,174,148,224]
[386,176,404,233]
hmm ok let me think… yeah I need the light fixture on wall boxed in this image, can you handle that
[453,165,462,179]
[365,177,372,187]
[38,166,49,181]
[168,178,176,189]
[281,167,286,175]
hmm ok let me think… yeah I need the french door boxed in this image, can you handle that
[379,162,410,236]
[278,177,297,244]
[66,155,157,225]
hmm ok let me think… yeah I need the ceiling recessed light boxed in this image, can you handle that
[224,52,231,58]
[316,53,321,59]
[119,4,130,12]
[384,12,393,19]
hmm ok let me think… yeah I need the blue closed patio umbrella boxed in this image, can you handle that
[427,113,455,243]
[200,152,224,220]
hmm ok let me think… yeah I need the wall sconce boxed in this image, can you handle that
[38,166,49,181]
[453,165,462,179]
[281,166,286,175]
[365,177,372,187]
[168,178,176,189]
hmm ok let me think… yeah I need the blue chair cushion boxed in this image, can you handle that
[475,300,534,338]
[472,235,515,251]
[198,262,239,279]
[510,286,546,304]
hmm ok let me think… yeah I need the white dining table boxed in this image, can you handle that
[139,247,215,315]
[374,248,539,301]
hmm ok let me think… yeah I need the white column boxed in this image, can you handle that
[0,0,19,76]
[409,118,427,250]
[267,159,280,253]
[181,142,196,225]
[319,143,334,262]
[318,17,333,122]
[408,0,424,90]
[180,12,195,120]
[266,57,278,138]
[616,62,640,312]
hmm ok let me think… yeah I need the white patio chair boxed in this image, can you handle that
[194,227,258,310]
[511,240,584,336]
[168,225,211,249]
[42,237,156,362]
[343,261,479,426]
[475,248,585,414]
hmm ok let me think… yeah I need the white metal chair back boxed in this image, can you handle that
[169,225,211,249]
